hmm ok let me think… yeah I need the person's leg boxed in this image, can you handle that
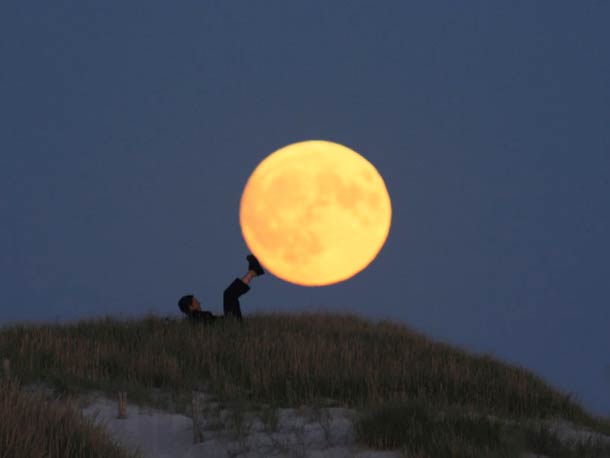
[223,255,265,321]
[223,276,251,320]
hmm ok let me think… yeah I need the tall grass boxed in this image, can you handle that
[1,311,609,456]
[0,376,141,458]
[355,399,610,457]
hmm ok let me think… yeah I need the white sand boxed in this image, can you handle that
[79,391,404,458]
[71,389,610,458]
[81,396,194,458]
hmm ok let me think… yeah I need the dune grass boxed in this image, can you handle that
[1,311,609,457]
[0,375,141,458]
[356,398,610,457]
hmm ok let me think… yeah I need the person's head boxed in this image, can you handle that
[178,294,201,316]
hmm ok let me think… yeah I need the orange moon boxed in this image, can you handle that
[239,140,392,286]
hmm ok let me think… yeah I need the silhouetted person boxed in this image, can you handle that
[178,254,265,323]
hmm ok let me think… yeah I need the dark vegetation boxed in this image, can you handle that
[0,376,141,458]
[1,312,609,457]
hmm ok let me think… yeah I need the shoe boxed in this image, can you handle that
[247,254,265,276]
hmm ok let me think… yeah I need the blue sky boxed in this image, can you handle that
[1,1,609,416]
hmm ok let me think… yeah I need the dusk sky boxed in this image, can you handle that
[2,2,609,416]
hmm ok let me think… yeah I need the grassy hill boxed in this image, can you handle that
[1,312,609,457]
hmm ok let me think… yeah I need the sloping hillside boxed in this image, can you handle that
[1,312,609,457]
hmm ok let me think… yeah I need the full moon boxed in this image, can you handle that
[239,140,392,286]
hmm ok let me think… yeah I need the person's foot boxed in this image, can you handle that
[247,254,265,276]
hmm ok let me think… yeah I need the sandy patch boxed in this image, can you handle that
[81,395,194,458]
[65,387,609,458]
